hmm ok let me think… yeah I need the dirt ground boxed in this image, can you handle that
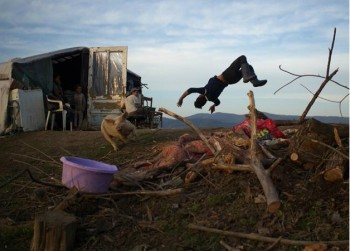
[0,127,348,251]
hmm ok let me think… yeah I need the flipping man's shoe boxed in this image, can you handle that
[251,78,267,87]
[241,63,256,83]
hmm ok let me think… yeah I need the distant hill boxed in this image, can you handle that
[162,112,349,128]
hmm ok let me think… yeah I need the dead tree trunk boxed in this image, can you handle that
[299,28,338,123]
[248,91,280,213]
[30,210,77,251]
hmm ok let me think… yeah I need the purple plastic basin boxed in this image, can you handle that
[60,156,118,193]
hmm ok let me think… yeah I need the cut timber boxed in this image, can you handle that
[212,163,252,173]
[290,152,299,162]
[323,127,348,182]
[323,151,346,182]
[185,171,198,184]
[30,210,77,251]
[289,118,335,166]
[324,167,344,182]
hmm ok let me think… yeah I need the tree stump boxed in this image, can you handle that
[30,210,77,251]
[289,118,335,168]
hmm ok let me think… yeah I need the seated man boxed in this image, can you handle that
[124,88,150,118]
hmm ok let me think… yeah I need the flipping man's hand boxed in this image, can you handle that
[177,99,183,107]
[209,105,215,114]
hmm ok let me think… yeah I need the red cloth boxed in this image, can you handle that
[232,119,285,139]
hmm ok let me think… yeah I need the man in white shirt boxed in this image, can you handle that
[124,88,148,117]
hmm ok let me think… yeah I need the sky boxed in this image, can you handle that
[0,0,349,118]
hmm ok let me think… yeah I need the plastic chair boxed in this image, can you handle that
[150,110,163,128]
[45,96,72,131]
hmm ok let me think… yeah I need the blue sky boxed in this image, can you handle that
[0,0,349,118]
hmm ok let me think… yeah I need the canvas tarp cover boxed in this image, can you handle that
[0,79,11,134]
[0,61,13,134]
[12,58,53,94]
[1,46,89,95]
[0,58,53,134]
[0,47,89,134]
[0,61,12,80]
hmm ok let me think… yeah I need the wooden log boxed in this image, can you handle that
[323,151,345,182]
[248,91,281,213]
[334,127,343,147]
[186,152,253,173]
[322,127,348,182]
[212,163,252,173]
[324,167,344,182]
[30,210,77,251]
[290,152,299,162]
[185,171,198,184]
[289,118,335,166]
[290,154,317,170]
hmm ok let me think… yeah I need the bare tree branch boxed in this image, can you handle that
[300,84,338,103]
[326,27,337,77]
[299,28,338,123]
[300,83,348,117]
[274,65,348,95]
[274,28,348,120]
[188,223,349,247]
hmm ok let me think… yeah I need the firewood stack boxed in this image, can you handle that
[288,118,348,181]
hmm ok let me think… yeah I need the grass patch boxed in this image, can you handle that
[0,224,33,250]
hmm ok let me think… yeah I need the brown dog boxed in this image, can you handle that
[101,112,136,151]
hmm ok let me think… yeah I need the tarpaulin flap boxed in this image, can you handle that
[12,58,53,94]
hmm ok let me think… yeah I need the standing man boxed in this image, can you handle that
[177,55,267,113]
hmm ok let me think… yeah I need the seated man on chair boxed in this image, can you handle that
[124,87,150,118]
